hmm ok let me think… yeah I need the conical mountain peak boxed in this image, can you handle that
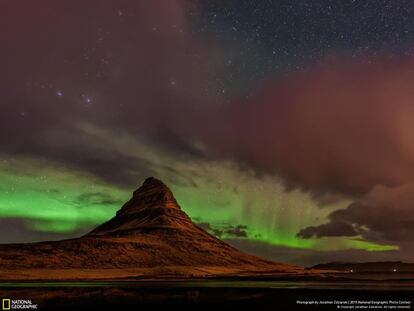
[142,176,167,186]
[130,177,179,210]
[134,177,170,195]
[88,177,193,236]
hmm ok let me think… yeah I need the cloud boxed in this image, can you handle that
[205,57,414,195]
[7,1,414,202]
[298,221,364,239]
[298,183,414,246]
[197,222,249,238]
[0,0,213,185]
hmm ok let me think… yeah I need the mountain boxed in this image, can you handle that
[89,177,198,235]
[312,261,414,273]
[0,177,304,281]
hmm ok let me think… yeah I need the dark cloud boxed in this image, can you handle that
[221,225,248,238]
[298,184,414,246]
[298,221,363,239]
[196,222,212,231]
[197,223,249,238]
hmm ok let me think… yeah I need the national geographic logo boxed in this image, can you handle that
[2,299,37,310]
[2,299,10,311]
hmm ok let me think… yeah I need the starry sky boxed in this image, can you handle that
[1,0,414,266]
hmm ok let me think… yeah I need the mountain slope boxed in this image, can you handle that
[0,178,303,280]
[89,177,200,235]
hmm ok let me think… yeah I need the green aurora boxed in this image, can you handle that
[0,156,397,252]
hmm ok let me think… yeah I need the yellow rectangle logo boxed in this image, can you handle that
[2,299,10,310]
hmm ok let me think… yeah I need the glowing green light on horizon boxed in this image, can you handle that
[0,156,399,253]
[0,157,129,233]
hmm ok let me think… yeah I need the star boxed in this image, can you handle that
[82,94,93,105]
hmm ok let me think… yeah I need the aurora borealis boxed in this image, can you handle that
[1,1,414,265]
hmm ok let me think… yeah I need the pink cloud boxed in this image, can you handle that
[206,57,414,194]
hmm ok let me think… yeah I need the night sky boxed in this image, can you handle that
[1,0,414,266]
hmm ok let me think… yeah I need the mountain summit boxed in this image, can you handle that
[0,178,303,280]
[89,177,194,235]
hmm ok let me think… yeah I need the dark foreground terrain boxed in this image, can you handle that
[1,279,413,310]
